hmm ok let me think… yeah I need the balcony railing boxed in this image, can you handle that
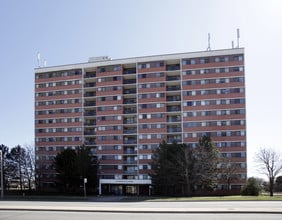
[123,99,136,104]
[167,117,181,122]
[167,138,182,143]
[84,131,96,135]
[166,64,180,71]
[166,76,180,81]
[123,129,137,134]
[167,96,181,101]
[123,119,137,124]
[166,86,181,91]
[84,101,96,107]
[123,68,136,75]
[123,89,136,94]
[124,150,137,154]
[85,141,96,145]
[84,111,96,116]
[123,139,137,144]
[167,128,182,133]
[123,79,136,84]
[123,109,137,114]
[167,106,181,112]
[85,72,96,78]
[85,83,96,88]
[84,121,96,126]
[84,92,96,97]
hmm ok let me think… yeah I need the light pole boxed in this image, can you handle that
[0,150,4,199]
[83,178,87,198]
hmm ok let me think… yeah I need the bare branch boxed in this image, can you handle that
[255,148,282,196]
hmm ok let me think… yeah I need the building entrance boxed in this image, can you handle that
[126,185,137,195]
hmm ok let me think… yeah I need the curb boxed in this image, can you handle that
[1,208,282,214]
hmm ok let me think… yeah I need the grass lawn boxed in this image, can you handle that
[145,195,282,202]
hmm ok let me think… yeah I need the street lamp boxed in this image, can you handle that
[83,178,87,198]
[0,150,4,199]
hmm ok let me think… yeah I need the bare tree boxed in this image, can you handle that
[22,144,35,190]
[220,156,239,190]
[256,148,282,196]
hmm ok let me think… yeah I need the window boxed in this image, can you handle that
[184,101,196,107]
[233,55,243,61]
[138,61,164,69]
[156,103,164,108]
[200,58,209,64]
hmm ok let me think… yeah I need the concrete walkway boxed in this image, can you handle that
[0,200,282,213]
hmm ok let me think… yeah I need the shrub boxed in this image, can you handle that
[241,177,260,196]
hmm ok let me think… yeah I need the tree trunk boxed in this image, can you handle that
[269,177,274,197]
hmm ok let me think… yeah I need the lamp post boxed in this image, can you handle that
[0,150,4,199]
[83,178,87,198]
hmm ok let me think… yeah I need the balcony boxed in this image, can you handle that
[85,82,96,88]
[84,111,96,116]
[123,118,137,124]
[84,120,96,126]
[84,131,96,135]
[166,64,180,71]
[123,88,136,94]
[123,98,136,104]
[167,127,182,133]
[84,101,96,107]
[124,149,137,154]
[123,79,136,85]
[166,76,180,81]
[123,68,136,75]
[167,96,181,102]
[167,106,181,112]
[84,92,96,97]
[85,140,96,145]
[166,85,181,91]
[85,72,96,78]
[123,139,137,144]
[123,128,137,134]
[167,116,181,122]
[123,108,137,114]
[167,138,182,144]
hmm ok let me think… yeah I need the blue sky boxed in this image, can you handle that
[0,0,281,178]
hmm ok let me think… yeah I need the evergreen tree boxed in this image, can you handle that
[241,177,260,196]
[76,146,98,193]
[151,136,219,196]
[54,146,98,193]
[193,136,219,191]
[55,148,78,192]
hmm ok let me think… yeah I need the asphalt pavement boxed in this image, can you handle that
[0,199,282,213]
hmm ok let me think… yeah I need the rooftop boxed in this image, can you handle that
[34,48,244,73]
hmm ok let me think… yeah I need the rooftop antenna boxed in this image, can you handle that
[43,59,47,67]
[232,40,234,49]
[207,33,211,51]
[37,52,41,67]
[237,28,240,48]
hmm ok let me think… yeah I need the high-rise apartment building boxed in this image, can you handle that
[35,48,246,195]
